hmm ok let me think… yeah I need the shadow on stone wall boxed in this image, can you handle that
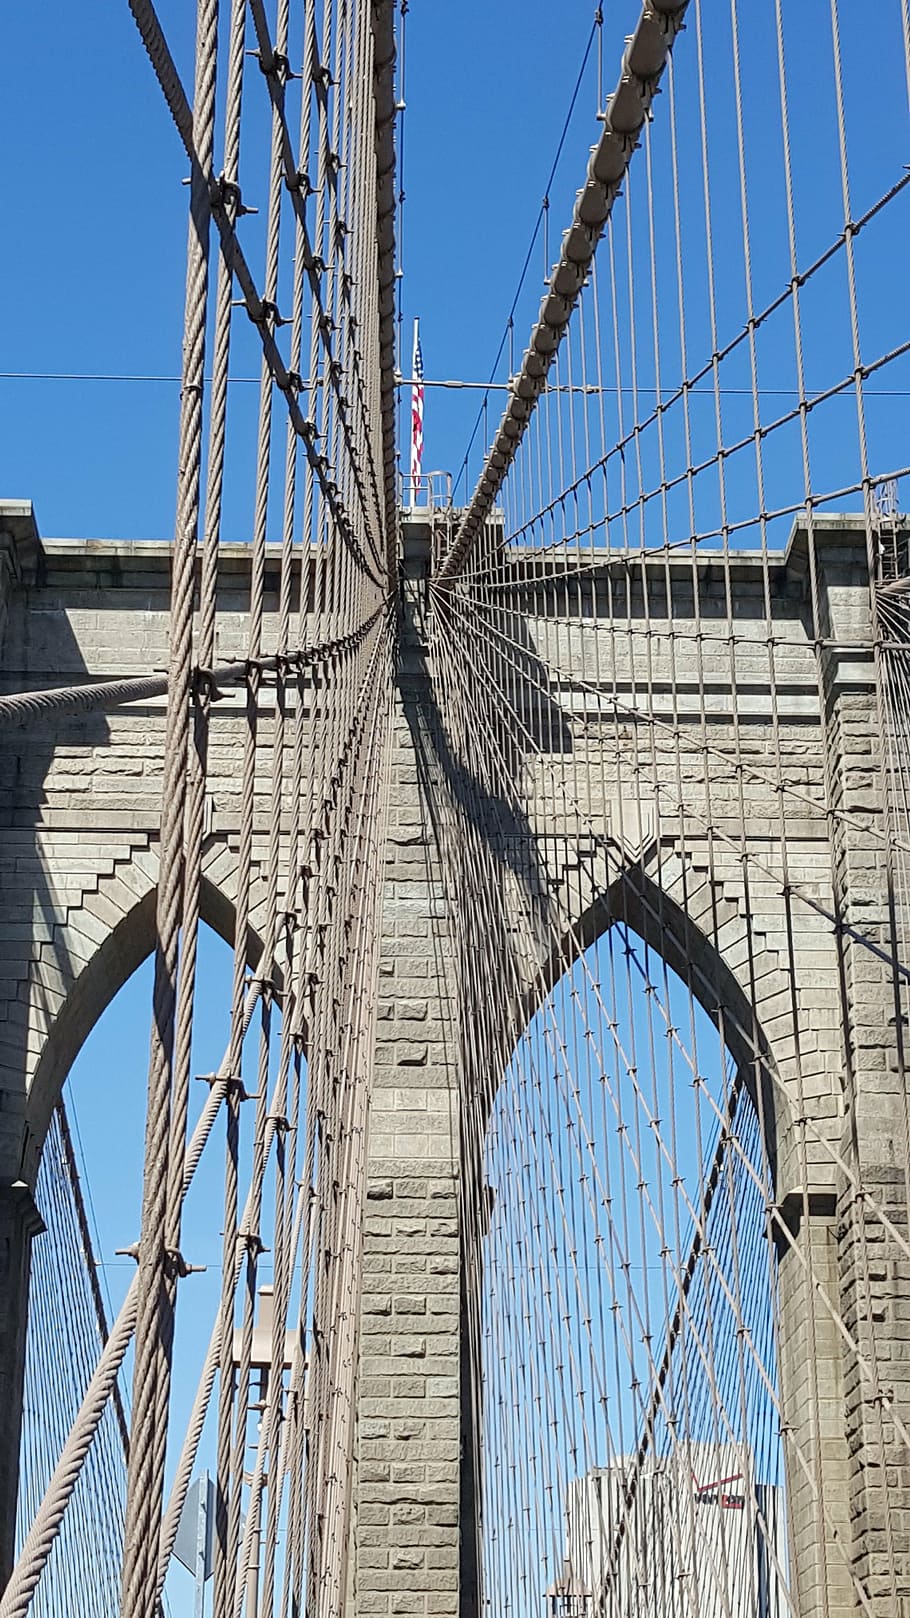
[395,564,575,1618]
[0,553,112,1583]
[0,584,113,1182]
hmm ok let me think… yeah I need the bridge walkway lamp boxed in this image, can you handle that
[545,1560,594,1618]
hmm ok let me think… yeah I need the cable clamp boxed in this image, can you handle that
[256,299,289,330]
[193,666,225,701]
[252,971,274,1001]
[167,1248,206,1279]
[286,168,314,197]
[250,47,297,81]
[210,174,257,217]
[865,1387,894,1409]
[274,52,298,81]
[195,1071,258,1102]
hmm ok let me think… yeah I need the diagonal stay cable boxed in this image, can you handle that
[0,610,385,728]
[438,587,910,985]
[126,0,386,591]
[438,0,690,584]
[245,0,386,563]
[0,980,264,1618]
[0,606,391,1618]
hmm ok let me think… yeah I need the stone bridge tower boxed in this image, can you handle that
[0,499,906,1616]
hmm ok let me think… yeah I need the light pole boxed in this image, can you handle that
[544,1559,594,1618]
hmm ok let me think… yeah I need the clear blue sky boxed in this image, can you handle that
[0,0,617,538]
[4,0,907,546]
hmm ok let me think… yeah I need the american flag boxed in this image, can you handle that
[409,319,424,505]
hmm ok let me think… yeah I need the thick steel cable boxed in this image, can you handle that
[210,0,292,1600]
[245,0,386,579]
[166,0,248,1465]
[370,0,399,579]
[0,624,383,727]
[150,618,391,1604]
[119,0,218,1606]
[0,673,171,727]
[9,3,397,1612]
[437,0,690,584]
[128,0,386,591]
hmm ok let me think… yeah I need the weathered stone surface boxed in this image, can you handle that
[352,547,463,1609]
[0,506,905,1614]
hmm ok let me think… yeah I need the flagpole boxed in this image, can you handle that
[409,318,419,508]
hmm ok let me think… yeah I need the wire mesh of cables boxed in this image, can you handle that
[3,0,398,1615]
[477,934,784,1618]
[16,1103,128,1618]
[429,0,910,1614]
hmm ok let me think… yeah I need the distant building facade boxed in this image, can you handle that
[560,1444,787,1617]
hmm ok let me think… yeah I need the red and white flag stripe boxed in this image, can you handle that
[409,318,424,504]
